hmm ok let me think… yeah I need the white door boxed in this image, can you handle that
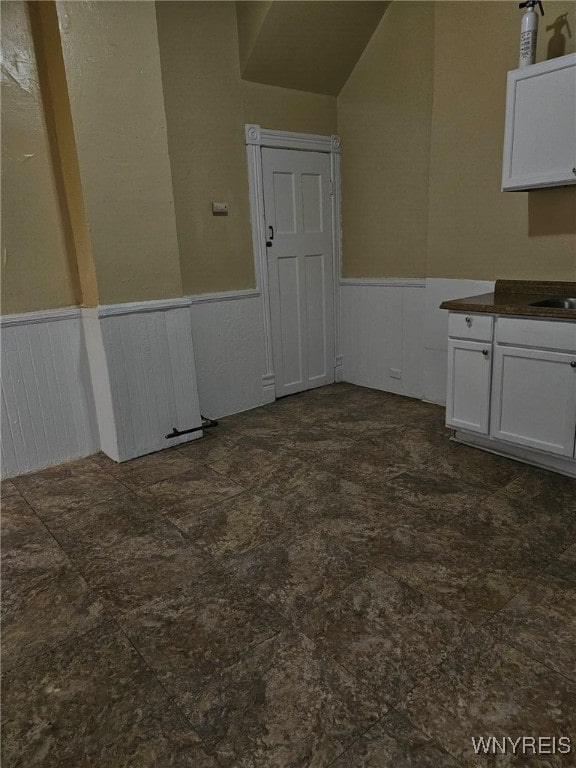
[491,345,576,457]
[262,148,335,397]
[446,339,492,434]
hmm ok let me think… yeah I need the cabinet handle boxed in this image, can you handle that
[482,349,489,356]
[465,316,472,326]
[571,361,576,368]
[572,168,576,175]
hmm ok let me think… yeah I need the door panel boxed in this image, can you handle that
[305,253,326,382]
[273,172,297,233]
[277,255,303,388]
[446,339,492,434]
[262,148,334,397]
[301,173,323,232]
[491,346,576,456]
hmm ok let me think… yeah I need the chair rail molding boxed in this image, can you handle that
[93,296,192,319]
[188,288,260,305]
[0,306,82,327]
[245,124,343,394]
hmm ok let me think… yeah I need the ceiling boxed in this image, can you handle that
[236,1,390,96]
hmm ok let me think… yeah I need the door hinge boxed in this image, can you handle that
[330,181,334,196]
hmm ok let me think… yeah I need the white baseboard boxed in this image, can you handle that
[1,311,98,478]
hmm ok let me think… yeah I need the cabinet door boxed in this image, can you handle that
[446,339,492,434]
[491,346,576,457]
[502,54,576,190]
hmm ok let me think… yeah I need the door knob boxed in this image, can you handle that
[571,361,576,368]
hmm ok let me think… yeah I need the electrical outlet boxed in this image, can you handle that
[389,368,401,380]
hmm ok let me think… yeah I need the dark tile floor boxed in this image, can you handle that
[2,383,576,767]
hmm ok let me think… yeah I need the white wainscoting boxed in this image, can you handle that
[1,309,99,479]
[1,292,263,477]
[1,278,498,478]
[340,279,426,399]
[84,299,203,462]
[189,291,267,419]
[340,277,495,406]
[423,279,495,404]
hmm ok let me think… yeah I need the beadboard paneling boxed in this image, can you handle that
[190,294,267,419]
[340,280,425,399]
[94,304,203,461]
[1,312,98,478]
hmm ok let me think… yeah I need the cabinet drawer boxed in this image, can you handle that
[496,317,576,352]
[448,312,494,342]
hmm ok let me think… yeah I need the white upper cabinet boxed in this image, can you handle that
[502,53,576,191]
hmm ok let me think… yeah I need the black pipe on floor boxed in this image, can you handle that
[165,415,218,440]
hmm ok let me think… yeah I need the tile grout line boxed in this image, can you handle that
[5,386,574,767]
[109,619,233,767]
[6,478,284,768]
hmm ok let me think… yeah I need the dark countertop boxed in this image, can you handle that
[440,280,576,320]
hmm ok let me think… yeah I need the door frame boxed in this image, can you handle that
[245,124,342,404]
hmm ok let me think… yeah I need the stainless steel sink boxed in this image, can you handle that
[529,297,576,309]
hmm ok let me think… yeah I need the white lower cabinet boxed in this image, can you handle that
[446,312,576,475]
[446,339,492,434]
[490,345,576,457]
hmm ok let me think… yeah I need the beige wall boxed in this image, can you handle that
[57,0,183,305]
[4,1,574,314]
[340,0,576,281]
[338,2,434,278]
[156,1,255,295]
[1,1,80,314]
[427,1,576,281]
[156,1,340,295]
[33,1,99,307]
[236,1,271,72]
[242,80,337,136]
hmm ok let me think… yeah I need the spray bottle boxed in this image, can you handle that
[518,0,545,68]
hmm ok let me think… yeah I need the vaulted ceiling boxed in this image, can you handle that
[236,1,389,96]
